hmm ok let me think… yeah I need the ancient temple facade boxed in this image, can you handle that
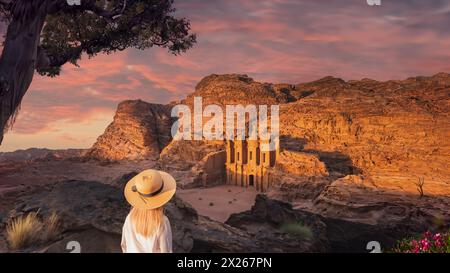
[225,139,277,192]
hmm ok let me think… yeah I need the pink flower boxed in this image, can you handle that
[433,233,442,241]
[411,240,420,253]
[393,230,449,253]
[420,239,430,251]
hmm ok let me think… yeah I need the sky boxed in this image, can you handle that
[1,0,450,152]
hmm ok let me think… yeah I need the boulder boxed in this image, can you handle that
[226,195,329,252]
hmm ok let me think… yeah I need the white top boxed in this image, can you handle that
[121,214,173,253]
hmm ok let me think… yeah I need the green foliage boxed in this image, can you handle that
[37,0,196,76]
[279,222,314,239]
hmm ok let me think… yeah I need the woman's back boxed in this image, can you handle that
[121,169,177,253]
[121,214,172,253]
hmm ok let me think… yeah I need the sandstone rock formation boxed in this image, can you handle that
[279,73,450,195]
[183,73,297,106]
[87,100,173,161]
[157,74,301,187]
[181,73,450,225]
[274,73,450,225]
[88,73,450,232]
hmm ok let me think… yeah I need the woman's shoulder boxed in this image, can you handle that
[163,215,171,225]
[123,213,132,227]
[161,215,171,232]
[124,212,132,222]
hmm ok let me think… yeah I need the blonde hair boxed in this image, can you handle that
[130,207,165,237]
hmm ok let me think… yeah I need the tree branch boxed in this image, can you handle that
[0,0,12,12]
[35,44,82,73]
[0,0,12,6]
[66,0,127,21]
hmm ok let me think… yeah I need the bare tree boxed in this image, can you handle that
[415,177,425,198]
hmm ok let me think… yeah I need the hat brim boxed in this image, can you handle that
[124,170,176,210]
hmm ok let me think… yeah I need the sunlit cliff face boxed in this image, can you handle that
[1,0,450,151]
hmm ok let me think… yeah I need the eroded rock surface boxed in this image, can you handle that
[75,73,450,244]
[87,100,173,161]
[226,195,328,252]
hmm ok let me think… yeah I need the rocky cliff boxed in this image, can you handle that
[87,100,173,161]
[183,73,298,106]
[274,73,450,224]
[88,73,450,228]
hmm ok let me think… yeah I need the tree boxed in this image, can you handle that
[415,177,425,199]
[0,0,196,144]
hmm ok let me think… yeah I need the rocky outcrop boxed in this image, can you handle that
[1,178,446,253]
[226,194,444,252]
[195,150,226,187]
[274,73,450,226]
[90,74,450,186]
[279,73,450,196]
[1,179,326,253]
[159,74,299,169]
[183,74,298,106]
[312,175,450,229]
[86,73,450,231]
[275,151,329,177]
[0,148,87,164]
[87,100,173,161]
[168,72,449,195]
[226,195,328,252]
[160,140,224,165]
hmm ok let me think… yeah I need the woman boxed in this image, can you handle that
[121,169,177,253]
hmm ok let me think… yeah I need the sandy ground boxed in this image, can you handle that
[0,159,156,189]
[177,185,257,222]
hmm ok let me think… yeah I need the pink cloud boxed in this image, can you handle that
[2,0,450,151]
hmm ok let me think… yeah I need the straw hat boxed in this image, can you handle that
[124,169,176,210]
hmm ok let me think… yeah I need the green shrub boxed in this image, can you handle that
[279,222,313,239]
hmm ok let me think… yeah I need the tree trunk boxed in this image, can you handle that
[0,3,47,144]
